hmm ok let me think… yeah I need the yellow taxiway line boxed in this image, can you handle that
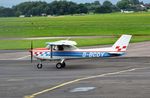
[24,67,146,98]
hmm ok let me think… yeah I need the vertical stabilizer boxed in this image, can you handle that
[112,35,132,51]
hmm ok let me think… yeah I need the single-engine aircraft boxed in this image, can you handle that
[30,35,132,69]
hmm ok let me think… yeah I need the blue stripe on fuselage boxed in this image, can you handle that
[42,51,124,58]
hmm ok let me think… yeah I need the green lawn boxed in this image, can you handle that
[0,12,150,49]
[0,36,149,50]
[0,12,150,38]
[0,38,115,50]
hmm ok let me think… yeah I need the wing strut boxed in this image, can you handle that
[50,45,53,58]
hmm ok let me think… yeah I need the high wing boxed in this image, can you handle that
[46,40,77,46]
[46,40,78,51]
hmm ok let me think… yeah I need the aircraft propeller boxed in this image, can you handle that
[30,41,33,63]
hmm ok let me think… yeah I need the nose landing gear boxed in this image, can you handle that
[37,60,43,69]
[37,63,43,69]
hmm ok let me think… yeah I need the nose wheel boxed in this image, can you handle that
[37,63,43,69]
[56,62,66,69]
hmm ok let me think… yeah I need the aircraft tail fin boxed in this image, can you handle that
[112,34,132,51]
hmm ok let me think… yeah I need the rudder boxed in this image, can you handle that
[112,35,132,51]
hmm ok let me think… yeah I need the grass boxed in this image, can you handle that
[0,36,149,50]
[0,12,150,49]
[0,38,114,50]
[0,12,150,38]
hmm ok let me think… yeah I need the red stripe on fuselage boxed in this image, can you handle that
[34,48,48,50]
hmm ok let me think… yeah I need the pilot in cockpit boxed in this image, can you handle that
[51,45,64,51]
[57,45,64,51]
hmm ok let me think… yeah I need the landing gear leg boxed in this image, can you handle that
[56,59,66,69]
[37,60,43,69]
[62,62,66,68]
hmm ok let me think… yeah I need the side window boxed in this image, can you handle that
[53,46,57,50]
[58,45,64,51]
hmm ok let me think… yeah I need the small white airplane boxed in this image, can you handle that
[30,34,132,69]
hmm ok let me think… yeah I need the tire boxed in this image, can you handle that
[37,64,42,69]
[56,63,63,69]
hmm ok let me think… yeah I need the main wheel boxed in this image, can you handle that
[37,64,42,69]
[56,63,63,69]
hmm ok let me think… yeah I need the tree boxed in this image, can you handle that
[48,1,79,15]
[117,0,130,10]
[0,7,14,17]
[116,0,146,11]
[95,0,114,13]
[129,0,140,5]
[68,2,78,15]
[77,4,88,14]
[93,1,101,5]
[13,1,49,16]
[103,0,113,7]
[0,0,147,17]
[84,1,101,13]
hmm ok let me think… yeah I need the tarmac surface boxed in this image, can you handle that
[0,41,150,98]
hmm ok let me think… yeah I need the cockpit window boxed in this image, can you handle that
[46,45,77,51]
[57,45,64,51]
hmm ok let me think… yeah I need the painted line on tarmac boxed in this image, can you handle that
[15,55,30,60]
[24,67,147,98]
[0,55,30,60]
[7,78,25,82]
[0,36,113,40]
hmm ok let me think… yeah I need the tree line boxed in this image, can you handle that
[0,0,149,17]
